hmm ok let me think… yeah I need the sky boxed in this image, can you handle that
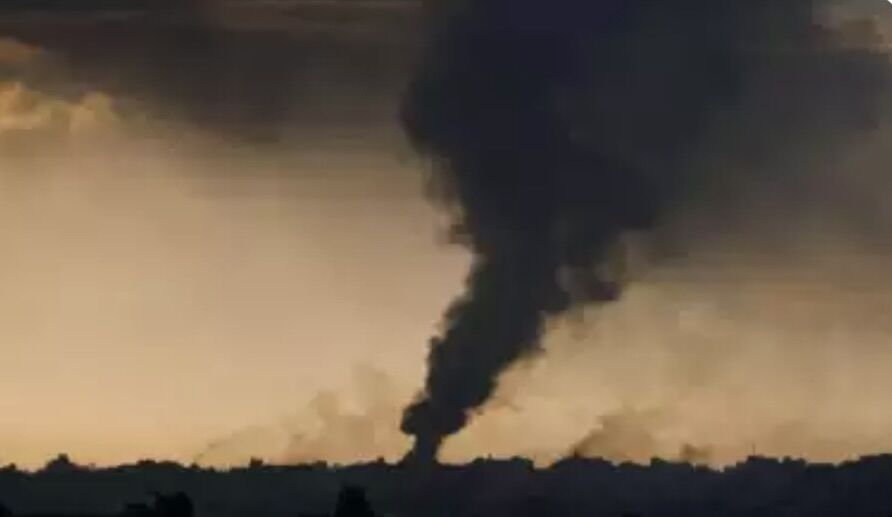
[1,0,892,470]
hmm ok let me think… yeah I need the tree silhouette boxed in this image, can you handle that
[42,454,79,474]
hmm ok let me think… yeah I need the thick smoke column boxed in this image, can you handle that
[400,0,888,463]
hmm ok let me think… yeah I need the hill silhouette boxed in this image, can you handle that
[4,454,892,516]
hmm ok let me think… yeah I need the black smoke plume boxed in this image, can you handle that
[400,0,889,463]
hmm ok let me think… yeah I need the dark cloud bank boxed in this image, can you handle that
[0,1,422,141]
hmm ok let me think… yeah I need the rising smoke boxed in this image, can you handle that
[400,0,891,463]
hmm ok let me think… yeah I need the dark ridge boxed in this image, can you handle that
[5,455,892,516]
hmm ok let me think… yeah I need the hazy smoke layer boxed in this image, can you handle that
[194,366,411,468]
[400,0,890,462]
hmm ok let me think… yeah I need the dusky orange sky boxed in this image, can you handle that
[3,1,892,470]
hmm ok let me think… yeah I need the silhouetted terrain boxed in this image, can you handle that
[5,455,892,516]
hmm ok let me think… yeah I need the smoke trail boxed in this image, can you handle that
[400,0,889,463]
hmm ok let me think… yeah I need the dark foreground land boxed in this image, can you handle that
[3,455,892,516]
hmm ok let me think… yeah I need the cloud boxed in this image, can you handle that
[0,81,117,136]
[0,38,43,66]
